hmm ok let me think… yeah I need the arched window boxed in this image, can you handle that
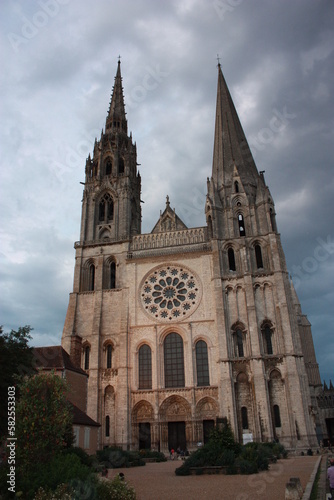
[241,406,248,429]
[119,157,124,175]
[255,244,263,269]
[139,344,152,390]
[273,405,281,427]
[238,214,246,237]
[236,329,244,357]
[110,262,116,289]
[84,345,90,370]
[89,264,95,291]
[263,324,273,355]
[98,194,114,223]
[228,248,236,271]
[105,415,110,437]
[106,345,113,369]
[164,333,185,388]
[105,159,112,176]
[195,340,210,387]
[234,181,239,193]
[99,199,105,221]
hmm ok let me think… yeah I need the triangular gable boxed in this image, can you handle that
[151,195,188,233]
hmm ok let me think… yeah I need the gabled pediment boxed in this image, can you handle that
[151,195,188,233]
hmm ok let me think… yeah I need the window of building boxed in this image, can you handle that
[164,333,185,388]
[89,264,95,291]
[234,181,239,193]
[84,346,90,370]
[139,344,152,390]
[98,193,114,223]
[238,214,246,237]
[196,340,210,386]
[73,426,80,447]
[263,324,273,355]
[110,261,116,289]
[107,345,113,369]
[273,405,281,427]
[255,244,263,269]
[84,427,90,449]
[105,159,112,176]
[105,415,110,437]
[119,157,124,175]
[241,406,248,429]
[228,248,236,271]
[236,329,244,357]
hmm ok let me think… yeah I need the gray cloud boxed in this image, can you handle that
[1,0,333,382]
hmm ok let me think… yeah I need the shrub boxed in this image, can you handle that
[19,452,93,499]
[95,475,136,499]
[62,446,94,467]
[139,450,167,462]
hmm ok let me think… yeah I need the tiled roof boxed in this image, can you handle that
[33,346,87,376]
[70,403,100,427]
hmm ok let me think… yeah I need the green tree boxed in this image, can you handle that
[0,325,35,437]
[16,372,74,471]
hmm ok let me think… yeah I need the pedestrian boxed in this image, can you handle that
[328,458,334,498]
[170,448,175,460]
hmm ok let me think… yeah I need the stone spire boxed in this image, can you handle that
[106,59,127,134]
[212,63,258,194]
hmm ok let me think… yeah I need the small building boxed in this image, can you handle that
[33,346,100,453]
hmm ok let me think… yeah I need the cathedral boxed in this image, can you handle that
[61,60,324,452]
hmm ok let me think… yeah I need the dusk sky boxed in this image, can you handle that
[1,0,333,383]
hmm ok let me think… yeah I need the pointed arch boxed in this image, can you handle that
[138,344,152,390]
[231,322,247,358]
[195,340,210,387]
[105,157,113,176]
[261,321,274,355]
[98,192,114,223]
[164,333,185,388]
[228,247,236,271]
[255,244,264,269]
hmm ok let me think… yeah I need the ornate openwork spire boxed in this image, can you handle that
[212,63,258,193]
[106,59,127,134]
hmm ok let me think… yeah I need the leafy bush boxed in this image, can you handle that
[96,447,145,468]
[139,450,167,462]
[62,446,94,467]
[19,452,93,499]
[175,422,287,476]
[95,475,136,499]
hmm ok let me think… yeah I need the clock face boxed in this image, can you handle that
[139,264,202,322]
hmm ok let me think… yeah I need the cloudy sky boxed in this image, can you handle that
[1,0,333,383]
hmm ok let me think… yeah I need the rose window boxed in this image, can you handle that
[140,265,202,322]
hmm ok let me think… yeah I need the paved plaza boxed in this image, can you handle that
[108,455,319,500]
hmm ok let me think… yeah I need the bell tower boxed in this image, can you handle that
[80,59,141,244]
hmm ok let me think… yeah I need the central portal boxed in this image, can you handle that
[168,421,186,451]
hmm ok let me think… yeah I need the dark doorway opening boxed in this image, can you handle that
[139,422,151,450]
[203,419,215,444]
[168,421,186,451]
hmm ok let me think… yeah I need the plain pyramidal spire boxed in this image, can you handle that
[212,62,259,192]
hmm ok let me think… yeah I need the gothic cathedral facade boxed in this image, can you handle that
[62,61,321,452]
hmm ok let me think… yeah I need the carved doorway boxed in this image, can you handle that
[168,421,186,451]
